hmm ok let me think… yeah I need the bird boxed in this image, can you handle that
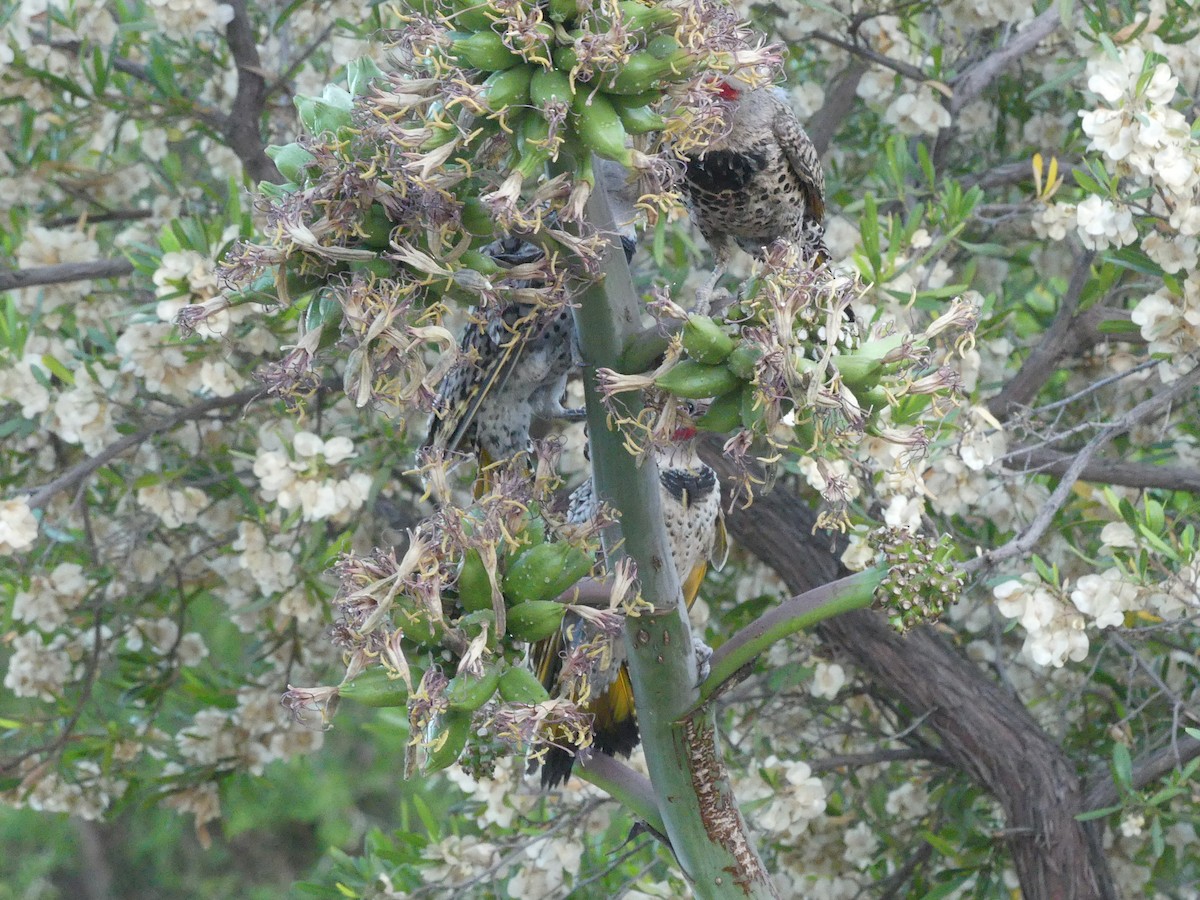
[423,247,580,467]
[681,81,828,308]
[531,412,728,788]
[424,161,640,468]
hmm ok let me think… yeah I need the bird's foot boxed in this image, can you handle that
[556,406,588,422]
[694,637,714,684]
[691,264,726,318]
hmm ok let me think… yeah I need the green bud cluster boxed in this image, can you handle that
[431,0,700,171]
[337,503,596,773]
[869,527,963,634]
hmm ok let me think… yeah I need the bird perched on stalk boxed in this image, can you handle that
[531,408,728,788]
[423,235,580,467]
[682,81,828,307]
[424,161,640,469]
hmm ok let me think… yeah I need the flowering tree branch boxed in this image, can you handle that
[23,380,337,510]
[700,436,1119,898]
[969,365,1200,574]
[1084,734,1200,812]
[810,30,928,83]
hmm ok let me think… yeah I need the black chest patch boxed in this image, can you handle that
[685,149,768,195]
[659,466,717,508]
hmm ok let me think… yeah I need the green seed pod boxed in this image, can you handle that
[457,610,497,649]
[682,315,736,364]
[498,666,552,704]
[449,0,495,32]
[603,49,688,95]
[457,548,493,613]
[617,0,682,32]
[725,344,763,381]
[612,101,666,135]
[460,196,493,236]
[792,413,816,449]
[655,359,742,399]
[548,0,582,22]
[552,44,579,73]
[266,142,317,184]
[359,203,395,250]
[572,92,632,165]
[398,606,442,647]
[740,384,767,430]
[338,667,412,708]
[530,67,574,109]
[294,86,354,137]
[303,293,342,333]
[509,112,553,178]
[611,88,662,107]
[503,542,593,604]
[480,64,533,112]
[424,710,472,773]
[445,662,503,712]
[448,30,522,71]
[347,258,394,280]
[279,259,329,302]
[505,599,568,642]
[419,121,460,152]
[834,353,885,390]
[507,506,547,558]
[645,33,683,59]
[695,385,745,433]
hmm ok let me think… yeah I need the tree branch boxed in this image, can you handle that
[809,747,945,774]
[950,6,1066,113]
[0,259,134,292]
[50,39,227,132]
[988,249,1095,419]
[223,0,280,185]
[810,31,928,83]
[971,365,1200,573]
[1006,447,1200,494]
[22,382,306,510]
[806,61,868,156]
[1083,735,1200,811]
[700,436,1118,899]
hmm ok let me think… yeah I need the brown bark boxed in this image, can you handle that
[700,437,1116,899]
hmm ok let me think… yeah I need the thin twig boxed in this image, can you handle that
[810,30,928,82]
[22,384,277,510]
[970,365,1200,573]
[989,249,1095,419]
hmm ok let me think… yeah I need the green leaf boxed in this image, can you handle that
[860,193,881,276]
[1112,742,1133,789]
[1097,317,1140,334]
[39,354,75,386]
[1075,804,1123,821]
[919,829,959,858]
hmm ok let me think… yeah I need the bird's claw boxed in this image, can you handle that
[694,637,713,684]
